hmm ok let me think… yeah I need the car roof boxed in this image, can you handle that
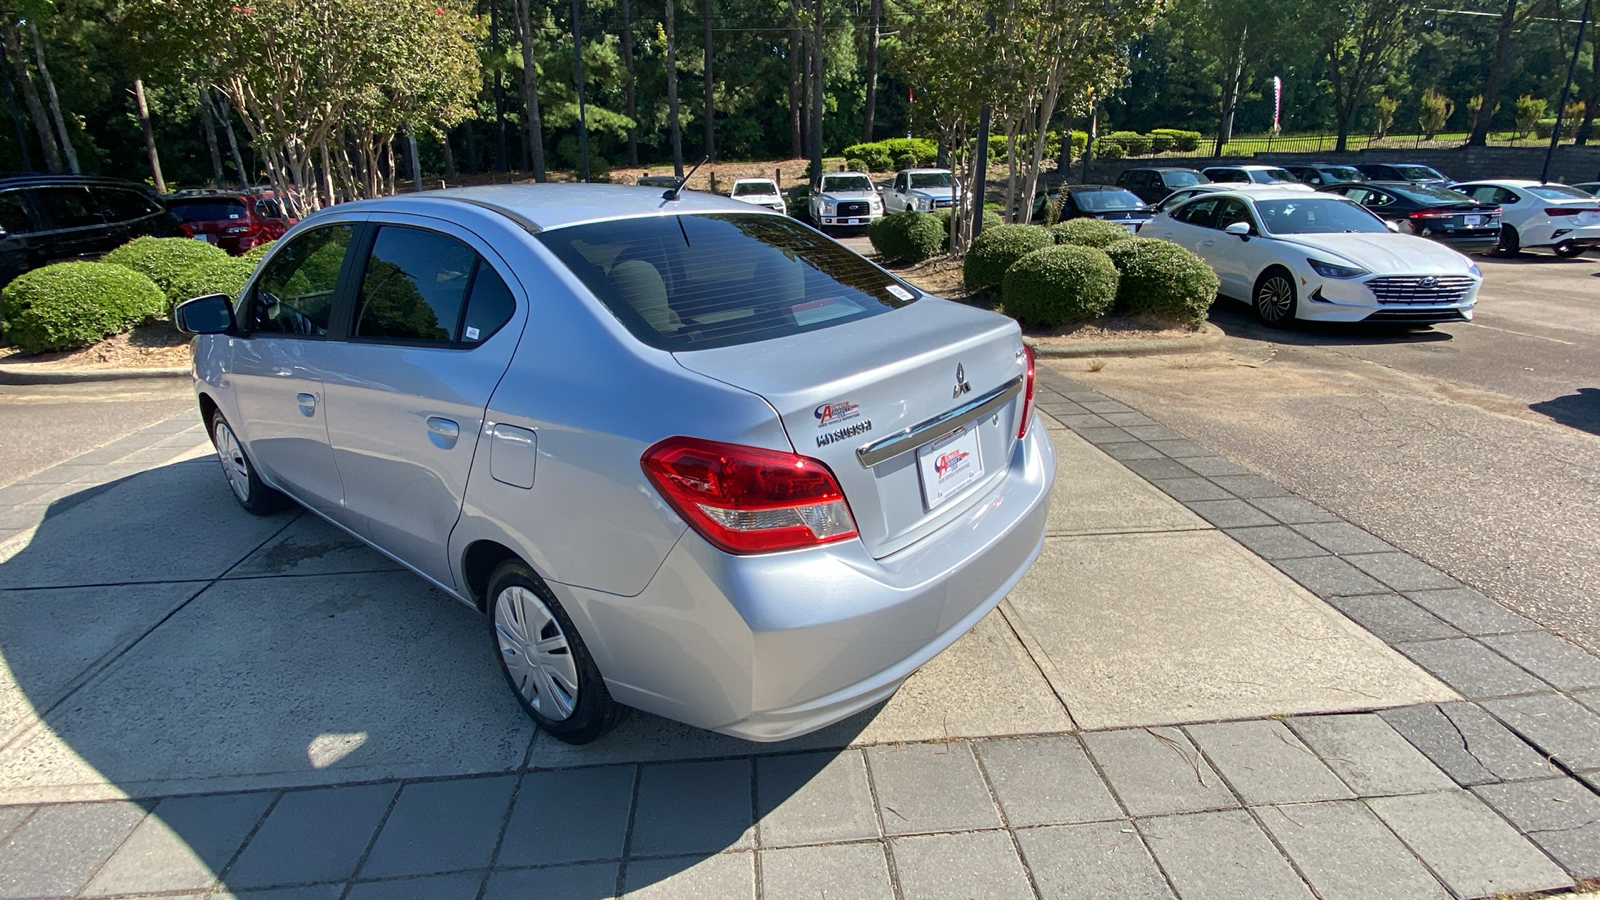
[0,173,154,190]
[328,183,777,233]
[899,168,951,175]
[1188,187,1334,202]
[1136,167,1202,173]
[1204,164,1288,171]
[1454,179,1535,187]
[730,177,777,184]
[821,171,872,178]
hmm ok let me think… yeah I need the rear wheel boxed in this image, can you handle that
[210,412,288,516]
[488,560,622,744]
[1553,241,1587,258]
[1496,225,1521,256]
[1252,268,1297,328]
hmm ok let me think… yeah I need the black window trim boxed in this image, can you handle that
[338,220,516,351]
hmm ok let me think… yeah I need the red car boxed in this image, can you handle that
[163,190,296,255]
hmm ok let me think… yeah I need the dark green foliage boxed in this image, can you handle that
[963,224,1053,292]
[894,152,918,170]
[1092,138,1125,159]
[0,262,165,352]
[172,257,257,305]
[1150,130,1203,152]
[868,212,947,263]
[1102,238,1219,326]
[1148,132,1174,153]
[242,240,278,264]
[846,157,869,172]
[1002,245,1119,327]
[1052,218,1136,249]
[1106,131,1153,155]
[102,236,230,307]
[842,138,938,172]
[933,208,1003,237]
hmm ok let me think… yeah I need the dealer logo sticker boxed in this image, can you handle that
[815,400,861,428]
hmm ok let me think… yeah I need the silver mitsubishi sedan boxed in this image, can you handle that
[174,184,1055,744]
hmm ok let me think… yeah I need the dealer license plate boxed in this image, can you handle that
[193,234,215,243]
[1464,215,1483,226]
[849,218,862,225]
[917,425,983,510]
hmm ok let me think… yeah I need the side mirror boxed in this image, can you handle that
[173,293,236,335]
[1385,220,1401,233]
[1224,221,1252,237]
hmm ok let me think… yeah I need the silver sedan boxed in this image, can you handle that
[174,184,1055,743]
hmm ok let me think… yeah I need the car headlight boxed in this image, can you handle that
[1468,263,1482,278]
[1307,258,1369,279]
[822,200,837,214]
[916,197,931,211]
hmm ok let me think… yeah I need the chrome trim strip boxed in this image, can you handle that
[856,375,1024,468]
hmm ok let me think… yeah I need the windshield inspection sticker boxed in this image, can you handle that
[886,284,914,301]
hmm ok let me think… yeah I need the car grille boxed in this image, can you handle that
[1365,309,1469,323]
[934,199,954,209]
[1367,275,1476,305]
[837,201,870,217]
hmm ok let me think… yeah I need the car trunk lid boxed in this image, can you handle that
[673,300,1027,559]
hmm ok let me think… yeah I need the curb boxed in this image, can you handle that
[1025,324,1225,358]
[0,365,189,385]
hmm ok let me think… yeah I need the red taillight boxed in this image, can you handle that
[1017,344,1037,439]
[641,437,858,554]
[1547,207,1598,216]
[1407,208,1458,220]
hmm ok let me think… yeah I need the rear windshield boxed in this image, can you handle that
[1393,184,1476,205]
[1073,188,1145,211]
[1528,184,1592,201]
[1254,168,1298,184]
[1319,167,1365,183]
[1162,171,1204,188]
[538,213,917,352]
[1393,165,1447,181]
[910,172,954,189]
[168,199,248,222]
[732,181,778,197]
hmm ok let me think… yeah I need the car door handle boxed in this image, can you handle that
[1199,239,1216,247]
[426,416,461,449]
[296,393,317,417]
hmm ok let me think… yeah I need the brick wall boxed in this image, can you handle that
[1068,146,1600,186]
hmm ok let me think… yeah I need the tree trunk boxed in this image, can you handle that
[666,0,684,176]
[0,7,60,172]
[621,0,638,165]
[199,84,225,186]
[861,0,881,143]
[788,0,801,158]
[442,130,457,178]
[319,138,336,205]
[811,0,824,179]
[28,23,75,173]
[217,94,249,187]
[132,77,165,193]
[464,120,478,173]
[702,0,714,160]
[514,0,546,180]
[1469,0,1519,146]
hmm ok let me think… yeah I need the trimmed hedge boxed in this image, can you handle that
[1001,245,1119,327]
[241,239,277,264]
[172,256,257,305]
[1103,238,1219,326]
[0,261,165,352]
[1092,138,1124,159]
[1106,131,1153,156]
[1151,129,1202,152]
[1052,218,1136,249]
[963,224,1053,292]
[102,236,229,307]
[868,212,947,263]
[841,138,938,172]
[933,208,1004,237]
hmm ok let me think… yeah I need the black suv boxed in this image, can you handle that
[1351,163,1453,188]
[0,174,182,289]
[1115,167,1209,205]
[1281,163,1366,187]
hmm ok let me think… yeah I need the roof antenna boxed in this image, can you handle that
[663,156,711,201]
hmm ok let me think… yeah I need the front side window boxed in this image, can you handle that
[1214,200,1255,231]
[1255,198,1387,235]
[250,224,354,336]
[35,186,104,229]
[539,213,917,352]
[0,191,36,234]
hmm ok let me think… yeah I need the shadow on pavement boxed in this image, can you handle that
[0,458,870,897]
[1206,301,1455,346]
[1530,387,1600,437]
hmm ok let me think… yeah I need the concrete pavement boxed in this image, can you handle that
[0,365,1595,898]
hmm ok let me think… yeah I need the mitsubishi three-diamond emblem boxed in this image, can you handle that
[953,363,972,399]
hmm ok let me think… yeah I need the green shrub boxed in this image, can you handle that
[894,151,918,170]
[1150,128,1202,152]
[102,236,229,307]
[1052,217,1136,249]
[963,223,1054,292]
[932,208,1003,237]
[846,157,869,173]
[1092,138,1125,159]
[241,239,277,264]
[1102,237,1219,326]
[1001,245,1119,327]
[868,211,947,263]
[0,261,165,352]
[842,138,938,171]
[1107,131,1153,156]
[171,256,257,305]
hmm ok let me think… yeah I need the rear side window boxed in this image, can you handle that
[353,226,515,346]
[95,187,161,222]
[0,191,35,234]
[538,213,917,352]
[35,186,104,228]
[251,224,354,336]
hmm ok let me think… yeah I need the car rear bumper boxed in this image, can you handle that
[1538,224,1600,247]
[559,423,1056,741]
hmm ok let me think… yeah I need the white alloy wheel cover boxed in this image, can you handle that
[215,422,251,502]
[495,585,580,720]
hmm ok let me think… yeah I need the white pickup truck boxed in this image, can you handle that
[884,169,959,214]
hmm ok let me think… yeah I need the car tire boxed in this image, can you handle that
[488,560,623,744]
[1496,225,1521,256]
[1553,241,1586,258]
[210,411,289,516]
[1252,268,1298,328]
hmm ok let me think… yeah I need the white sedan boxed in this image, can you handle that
[1453,180,1600,258]
[1145,189,1481,327]
[729,177,787,214]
